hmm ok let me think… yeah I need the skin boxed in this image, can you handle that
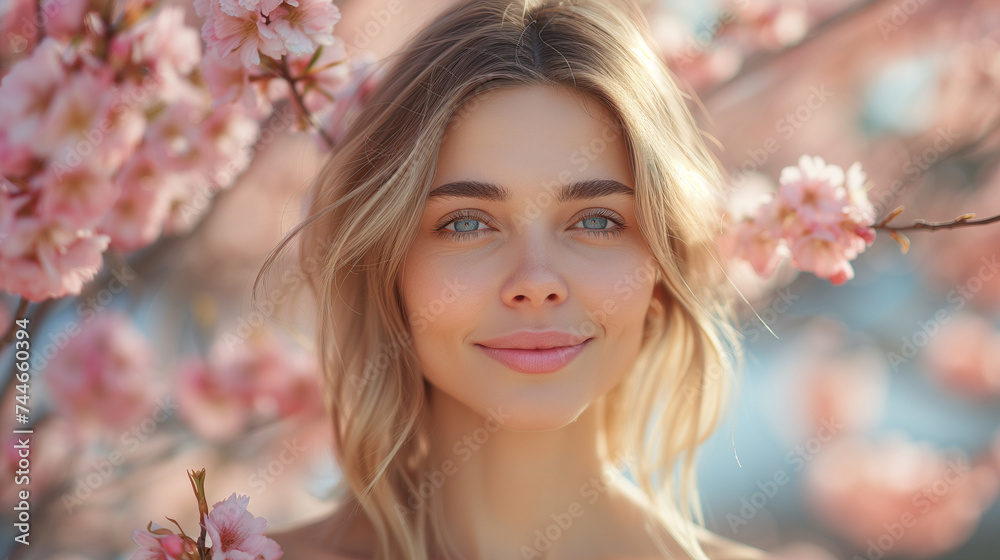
[268,85,775,560]
[397,84,657,558]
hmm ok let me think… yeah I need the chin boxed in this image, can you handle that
[499,413,588,433]
[468,391,595,432]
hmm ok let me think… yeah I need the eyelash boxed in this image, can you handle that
[433,208,627,242]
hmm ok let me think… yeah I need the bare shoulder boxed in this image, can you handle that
[631,518,780,560]
[266,501,376,560]
[692,526,781,560]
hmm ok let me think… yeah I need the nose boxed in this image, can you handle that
[499,238,569,308]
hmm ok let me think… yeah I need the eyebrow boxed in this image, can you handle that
[427,179,634,203]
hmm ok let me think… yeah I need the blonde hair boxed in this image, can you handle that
[255,0,744,558]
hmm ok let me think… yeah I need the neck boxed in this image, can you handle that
[421,387,638,560]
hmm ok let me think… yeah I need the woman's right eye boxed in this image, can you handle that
[434,211,496,242]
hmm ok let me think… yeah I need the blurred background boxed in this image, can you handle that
[1,0,999,559]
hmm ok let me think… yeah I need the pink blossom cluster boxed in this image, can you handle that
[805,434,999,558]
[195,0,340,68]
[130,524,195,560]
[0,1,260,302]
[309,50,385,147]
[732,155,877,285]
[41,310,163,437]
[131,493,282,560]
[652,0,810,91]
[726,0,809,52]
[194,0,352,122]
[175,330,324,442]
[925,312,1000,399]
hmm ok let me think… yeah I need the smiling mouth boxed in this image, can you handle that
[475,339,592,374]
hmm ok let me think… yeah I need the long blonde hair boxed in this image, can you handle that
[255,0,744,558]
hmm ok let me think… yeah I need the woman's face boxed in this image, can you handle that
[399,84,658,431]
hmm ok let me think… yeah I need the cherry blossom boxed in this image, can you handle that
[924,312,1000,399]
[731,155,877,284]
[130,524,188,560]
[195,0,339,68]
[175,356,255,442]
[218,0,286,19]
[0,188,111,302]
[0,126,34,176]
[31,158,117,231]
[726,0,809,51]
[268,0,340,55]
[0,38,67,149]
[109,6,202,97]
[201,52,275,117]
[251,344,324,419]
[312,50,383,147]
[41,310,162,435]
[128,518,205,560]
[805,434,999,558]
[196,0,285,68]
[175,328,323,441]
[96,153,178,251]
[204,493,283,560]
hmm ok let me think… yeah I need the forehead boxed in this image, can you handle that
[432,85,633,191]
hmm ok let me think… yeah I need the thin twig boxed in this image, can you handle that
[278,55,335,149]
[702,0,895,100]
[874,211,1000,232]
[873,117,1000,224]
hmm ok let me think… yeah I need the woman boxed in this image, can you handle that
[258,0,772,558]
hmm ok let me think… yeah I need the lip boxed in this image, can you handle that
[475,330,593,374]
[477,330,591,350]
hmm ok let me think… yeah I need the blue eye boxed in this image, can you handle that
[434,208,627,242]
[581,216,610,230]
[452,218,481,232]
[571,209,628,239]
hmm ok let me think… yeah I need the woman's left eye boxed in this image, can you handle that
[434,209,627,242]
[572,212,627,239]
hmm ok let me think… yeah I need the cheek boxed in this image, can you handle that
[399,250,488,343]
[583,253,658,336]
